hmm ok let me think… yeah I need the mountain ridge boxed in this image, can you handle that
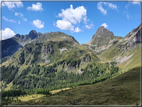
[1,30,79,59]
[1,23,141,105]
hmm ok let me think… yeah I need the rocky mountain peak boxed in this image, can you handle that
[28,30,42,39]
[15,34,21,38]
[88,26,121,53]
[91,26,114,40]
[29,30,37,37]
[96,26,110,35]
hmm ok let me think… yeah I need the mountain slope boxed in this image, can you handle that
[1,31,119,90]
[1,24,141,105]
[1,30,42,59]
[100,24,141,71]
[9,66,140,105]
[3,32,79,67]
[33,31,79,45]
[13,30,42,46]
[1,38,22,59]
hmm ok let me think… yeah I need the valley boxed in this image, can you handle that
[1,24,141,105]
[9,67,141,105]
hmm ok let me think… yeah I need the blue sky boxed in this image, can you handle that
[2,1,141,44]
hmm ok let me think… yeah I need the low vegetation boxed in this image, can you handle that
[2,67,140,105]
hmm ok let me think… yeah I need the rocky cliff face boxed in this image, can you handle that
[116,24,142,54]
[88,26,122,53]
[94,26,114,37]
[124,24,142,47]
[28,30,42,40]
[43,44,53,54]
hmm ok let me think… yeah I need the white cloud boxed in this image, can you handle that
[85,24,94,29]
[15,12,23,17]
[101,23,108,28]
[97,2,117,15]
[27,2,43,11]
[1,28,15,40]
[33,19,44,29]
[56,4,88,33]
[97,2,107,15]
[2,1,23,9]
[105,2,117,9]
[74,27,82,33]
[3,16,16,23]
[56,20,74,31]
[58,4,87,24]
[15,12,27,21]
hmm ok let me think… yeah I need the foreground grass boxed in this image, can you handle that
[50,88,71,94]
[17,94,44,102]
[9,67,140,105]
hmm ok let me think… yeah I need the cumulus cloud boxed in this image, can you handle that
[33,19,44,29]
[27,2,43,11]
[97,2,117,15]
[56,20,74,31]
[101,23,108,28]
[74,27,82,33]
[58,4,87,24]
[85,24,94,29]
[1,28,15,40]
[2,1,23,9]
[3,16,16,23]
[56,4,89,33]
[15,12,27,21]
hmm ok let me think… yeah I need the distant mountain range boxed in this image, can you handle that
[1,30,42,59]
[1,24,141,92]
[2,24,141,59]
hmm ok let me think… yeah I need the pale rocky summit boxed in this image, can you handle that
[88,26,122,53]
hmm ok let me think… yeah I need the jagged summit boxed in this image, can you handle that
[91,26,114,40]
[87,26,122,53]
[15,34,21,38]
[29,30,37,36]
[96,26,108,34]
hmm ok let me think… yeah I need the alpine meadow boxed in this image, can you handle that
[0,1,141,106]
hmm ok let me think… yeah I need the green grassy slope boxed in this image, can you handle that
[34,31,79,44]
[100,43,141,73]
[99,41,122,61]
[3,39,116,90]
[119,45,141,71]
[10,67,140,105]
